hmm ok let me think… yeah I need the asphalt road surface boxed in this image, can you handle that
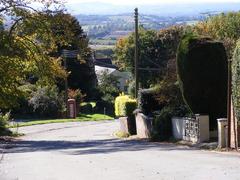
[1,120,240,180]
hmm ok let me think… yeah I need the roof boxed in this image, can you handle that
[94,58,118,69]
[95,65,117,75]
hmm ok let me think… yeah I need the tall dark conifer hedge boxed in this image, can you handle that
[177,34,228,129]
[232,41,240,121]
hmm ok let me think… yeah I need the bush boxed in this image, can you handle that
[0,112,12,136]
[11,83,37,117]
[95,100,114,115]
[232,41,240,120]
[80,103,93,114]
[68,89,86,103]
[115,94,137,135]
[115,95,137,117]
[115,95,129,117]
[125,101,137,134]
[177,34,228,129]
[28,86,65,118]
[151,107,173,141]
[138,87,162,115]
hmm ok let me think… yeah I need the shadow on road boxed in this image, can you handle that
[4,139,196,155]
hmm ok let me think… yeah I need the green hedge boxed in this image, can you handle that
[177,34,228,129]
[95,100,114,115]
[151,107,173,141]
[126,101,137,135]
[80,103,93,114]
[115,95,137,135]
[138,87,162,115]
[115,95,137,117]
[232,40,240,120]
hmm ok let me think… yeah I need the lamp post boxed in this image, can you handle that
[62,49,78,118]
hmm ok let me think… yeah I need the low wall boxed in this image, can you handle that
[135,113,153,139]
[172,115,210,143]
[119,116,136,135]
[172,117,185,140]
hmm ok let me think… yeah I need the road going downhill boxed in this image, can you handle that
[0,120,240,180]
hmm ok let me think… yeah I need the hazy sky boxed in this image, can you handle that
[66,0,240,5]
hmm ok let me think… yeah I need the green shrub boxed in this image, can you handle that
[115,94,137,135]
[115,95,137,117]
[232,41,240,120]
[151,103,189,141]
[28,86,65,118]
[125,101,137,134]
[80,103,93,114]
[125,101,137,117]
[95,100,114,115]
[177,34,228,129]
[151,107,173,141]
[138,87,162,115]
[115,95,129,116]
[0,112,12,136]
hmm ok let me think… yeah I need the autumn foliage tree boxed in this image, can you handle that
[0,0,67,108]
[48,13,97,98]
[194,12,240,58]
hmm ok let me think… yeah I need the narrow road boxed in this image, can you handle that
[0,120,240,180]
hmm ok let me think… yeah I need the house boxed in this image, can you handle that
[94,58,117,69]
[94,58,131,93]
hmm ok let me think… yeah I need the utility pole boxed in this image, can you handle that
[134,8,139,98]
[227,59,232,148]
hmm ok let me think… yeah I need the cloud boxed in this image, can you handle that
[66,0,240,5]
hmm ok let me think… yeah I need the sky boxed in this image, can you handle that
[66,0,240,5]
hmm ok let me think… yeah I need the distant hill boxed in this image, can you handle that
[76,13,205,47]
[70,2,240,48]
[67,2,240,16]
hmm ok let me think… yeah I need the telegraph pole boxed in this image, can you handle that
[227,59,232,148]
[134,8,139,98]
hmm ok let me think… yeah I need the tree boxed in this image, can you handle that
[194,12,240,58]
[0,0,66,108]
[114,26,184,88]
[97,70,120,103]
[48,13,97,98]
[48,13,90,56]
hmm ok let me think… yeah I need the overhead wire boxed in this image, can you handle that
[136,13,163,72]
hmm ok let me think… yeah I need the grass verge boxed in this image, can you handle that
[9,114,114,128]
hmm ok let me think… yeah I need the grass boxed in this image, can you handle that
[80,102,96,108]
[9,114,114,128]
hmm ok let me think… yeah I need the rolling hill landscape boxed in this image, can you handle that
[70,2,240,48]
